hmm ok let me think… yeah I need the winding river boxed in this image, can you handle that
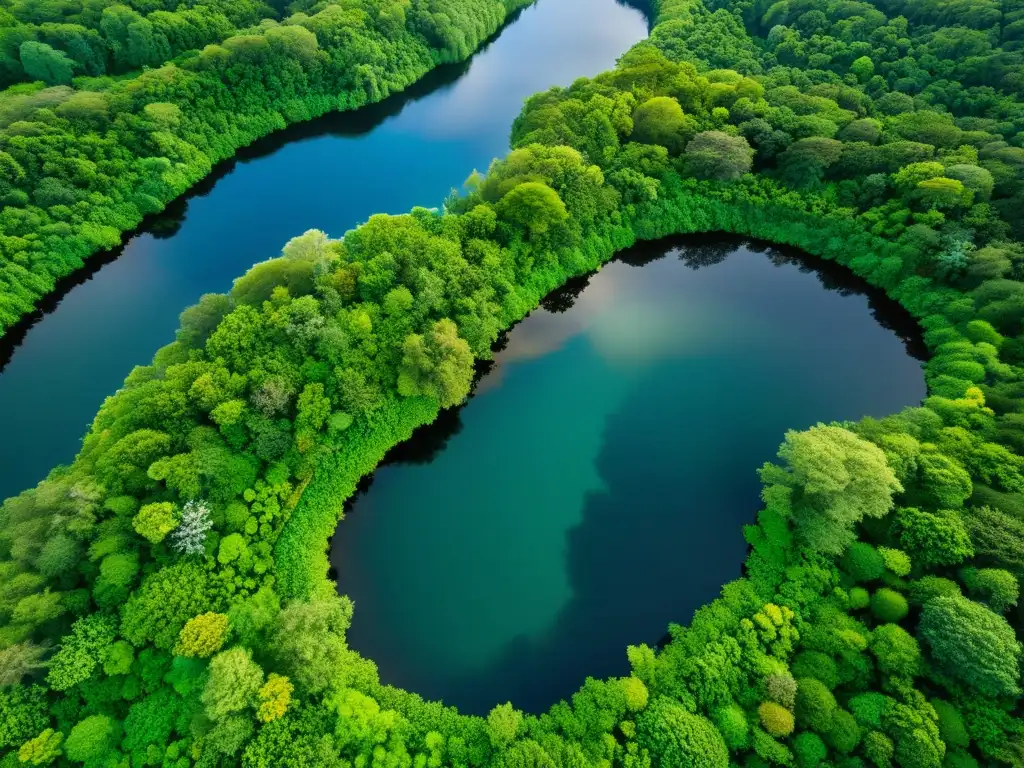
[0,0,651,501]
[331,237,926,714]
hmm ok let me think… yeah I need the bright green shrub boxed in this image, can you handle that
[637,697,729,768]
[796,678,836,733]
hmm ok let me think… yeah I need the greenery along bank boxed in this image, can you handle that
[3,0,1024,764]
[0,0,535,337]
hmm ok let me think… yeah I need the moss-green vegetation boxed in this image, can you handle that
[0,0,533,335]
[2,0,1024,764]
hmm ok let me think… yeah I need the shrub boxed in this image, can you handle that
[825,709,861,754]
[132,502,177,545]
[870,624,920,676]
[863,731,894,768]
[849,587,871,610]
[930,700,969,749]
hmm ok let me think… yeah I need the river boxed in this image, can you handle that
[0,0,651,501]
[330,236,927,715]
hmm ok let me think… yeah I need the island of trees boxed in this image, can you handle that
[2,0,1024,765]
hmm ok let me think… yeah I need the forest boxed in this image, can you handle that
[0,0,532,334]
[1,0,1024,765]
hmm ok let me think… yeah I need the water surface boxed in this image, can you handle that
[331,237,926,715]
[0,0,650,500]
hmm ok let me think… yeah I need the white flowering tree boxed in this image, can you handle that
[170,500,213,556]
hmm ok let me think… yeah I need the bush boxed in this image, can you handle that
[869,624,920,676]
[863,731,894,768]
[930,700,969,749]
[849,587,871,610]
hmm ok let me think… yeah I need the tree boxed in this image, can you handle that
[202,647,264,721]
[496,181,568,236]
[175,612,230,658]
[133,502,177,544]
[47,615,117,691]
[637,697,729,768]
[870,589,909,623]
[763,426,901,555]
[397,319,474,408]
[18,729,63,765]
[960,567,1018,613]
[257,674,293,723]
[870,624,920,676]
[895,507,973,567]
[486,702,522,747]
[0,644,48,687]
[19,41,74,85]
[64,716,119,765]
[918,595,1021,697]
[684,131,754,180]
[632,96,697,154]
[168,499,212,556]
[759,702,794,737]
[795,678,836,733]
[271,597,355,694]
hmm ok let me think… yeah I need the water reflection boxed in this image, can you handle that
[332,235,926,715]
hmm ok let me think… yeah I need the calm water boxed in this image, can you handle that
[0,0,650,501]
[331,237,927,715]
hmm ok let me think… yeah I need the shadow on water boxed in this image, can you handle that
[0,8,527,373]
[334,234,926,715]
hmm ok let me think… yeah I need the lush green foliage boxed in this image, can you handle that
[2,0,1024,764]
[0,0,533,335]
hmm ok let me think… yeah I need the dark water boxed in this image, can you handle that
[330,237,927,715]
[0,0,650,501]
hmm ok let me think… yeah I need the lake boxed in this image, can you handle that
[0,0,651,501]
[330,236,927,715]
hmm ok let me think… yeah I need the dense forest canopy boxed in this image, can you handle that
[1,0,1024,765]
[0,0,531,335]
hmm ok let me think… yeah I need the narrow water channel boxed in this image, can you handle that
[330,236,927,715]
[0,0,650,501]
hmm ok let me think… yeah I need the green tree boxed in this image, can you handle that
[19,41,74,85]
[202,647,264,721]
[175,612,230,658]
[637,697,729,768]
[18,728,63,765]
[486,702,522,747]
[632,96,697,155]
[132,502,177,544]
[918,595,1021,697]
[496,181,568,236]
[64,716,119,765]
[397,319,474,408]
[764,426,901,556]
[684,131,754,180]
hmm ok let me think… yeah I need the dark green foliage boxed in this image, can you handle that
[2,0,1024,763]
[637,697,729,768]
